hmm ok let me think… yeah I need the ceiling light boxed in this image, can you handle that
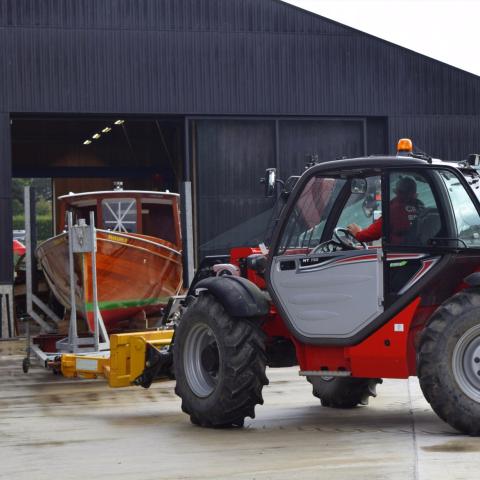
[92,133,101,139]
[114,119,124,125]
[102,127,112,133]
[83,139,92,145]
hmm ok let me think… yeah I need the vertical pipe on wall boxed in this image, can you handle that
[274,119,280,171]
[0,114,13,285]
[181,117,195,287]
[362,119,368,156]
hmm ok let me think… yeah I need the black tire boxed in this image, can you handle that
[173,294,268,427]
[418,289,480,436]
[307,376,382,408]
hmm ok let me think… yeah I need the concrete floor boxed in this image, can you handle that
[1,340,480,480]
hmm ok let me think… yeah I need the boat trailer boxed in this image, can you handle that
[22,186,182,388]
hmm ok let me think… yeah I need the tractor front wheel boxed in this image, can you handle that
[418,290,480,436]
[307,376,382,408]
[174,294,268,427]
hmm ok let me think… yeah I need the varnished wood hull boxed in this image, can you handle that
[36,230,182,332]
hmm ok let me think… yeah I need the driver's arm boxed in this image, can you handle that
[347,217,383,243]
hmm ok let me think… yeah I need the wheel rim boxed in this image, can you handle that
[452,324,480,403]
[183,322,220,398]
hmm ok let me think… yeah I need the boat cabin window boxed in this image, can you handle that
[67,202,96,229]
[141,200,177,244]
[101,198,138,233]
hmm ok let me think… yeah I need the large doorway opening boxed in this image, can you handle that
[11,115,184,235]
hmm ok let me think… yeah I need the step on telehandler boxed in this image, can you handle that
[174,139,480,435]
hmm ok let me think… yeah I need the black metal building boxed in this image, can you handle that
[1,0,480,289]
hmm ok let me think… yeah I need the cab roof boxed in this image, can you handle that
[311,155,430,174]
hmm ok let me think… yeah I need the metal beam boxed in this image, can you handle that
[0,113,13,285]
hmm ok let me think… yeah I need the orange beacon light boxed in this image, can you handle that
[397,138,413,153]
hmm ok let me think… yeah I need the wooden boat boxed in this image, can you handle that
[36,188,183,332]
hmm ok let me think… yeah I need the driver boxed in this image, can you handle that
[347,177,422,244]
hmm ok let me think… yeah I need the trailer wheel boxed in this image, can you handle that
[418,290,480,436]
[307,376,382,408]
[22,357,30,374]
[174,294,268,427]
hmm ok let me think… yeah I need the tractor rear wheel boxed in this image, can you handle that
[174,294,268,427]
[418,290,480,436]
[307,376,382,408]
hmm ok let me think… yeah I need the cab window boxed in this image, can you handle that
[440,170,480,247]
[387,171,442,246]
[336,175,382,246]
[277,176,346,255]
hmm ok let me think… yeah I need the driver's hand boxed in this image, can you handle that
[346,223,361,237]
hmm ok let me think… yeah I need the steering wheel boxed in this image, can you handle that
[333,227,367,250]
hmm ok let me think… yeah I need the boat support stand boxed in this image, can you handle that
[55,211,110,354]
[24,206,109,372]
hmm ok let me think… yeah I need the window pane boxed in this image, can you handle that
[440,170,480,247]
[141,201,176,244]
[388,171,442,245]
[101,198,137,233]
[277,176,346,255]
[336,176,382,244]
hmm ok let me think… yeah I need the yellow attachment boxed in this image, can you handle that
[60,329,174,387]
[61,353,109,379]
[108,330,173,387]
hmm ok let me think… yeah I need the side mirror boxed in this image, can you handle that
[261,168,277,198]
[351,178,367,195]
[467,154,480,167]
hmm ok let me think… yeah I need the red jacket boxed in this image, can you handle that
[356,218,382,243]
[355,198,420,244]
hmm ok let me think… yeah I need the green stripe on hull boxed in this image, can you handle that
[85,296,169,312]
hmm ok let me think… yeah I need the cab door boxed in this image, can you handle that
[383,167,480,305]
[267,173,384,343]
[382,169,450,306]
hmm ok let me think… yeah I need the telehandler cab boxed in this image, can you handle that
[174,139,480,435]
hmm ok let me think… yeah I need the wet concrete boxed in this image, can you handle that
[1,340,480,480]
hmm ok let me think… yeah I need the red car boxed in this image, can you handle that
[13,239,26,257]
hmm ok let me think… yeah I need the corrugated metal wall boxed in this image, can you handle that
[1,0,479,116]
[195,117,367,257]
[1,0,480,279]
[388,115,480,160]
[196,120,276,257]
[278,119,365,176]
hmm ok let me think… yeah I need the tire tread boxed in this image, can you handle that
[174,294,268,428]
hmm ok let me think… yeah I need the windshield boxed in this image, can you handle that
[440,170,480,247]
[277,174,385,255]
[277,177,345,255]
[336,176,382,230]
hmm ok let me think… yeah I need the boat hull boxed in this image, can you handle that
[36,230,182,332]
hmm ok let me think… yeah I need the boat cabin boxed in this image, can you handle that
[57,189,182,249]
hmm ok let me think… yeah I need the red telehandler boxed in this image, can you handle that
[174,139,480,435]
